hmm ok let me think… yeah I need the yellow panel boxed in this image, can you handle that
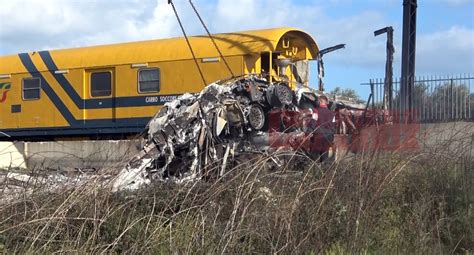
[244,55,260,74]
[115,65,137,97]
[14,73,68,128]
[30,63,85,122]
[0,55,28,75]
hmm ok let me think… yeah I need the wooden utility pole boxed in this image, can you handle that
[374,26,394,111]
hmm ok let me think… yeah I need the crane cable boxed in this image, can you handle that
[188,0,235,78]
[168,0,207,86]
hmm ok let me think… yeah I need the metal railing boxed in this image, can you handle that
[362,74,473,122]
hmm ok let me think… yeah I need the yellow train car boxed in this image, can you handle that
[0,28,319,140]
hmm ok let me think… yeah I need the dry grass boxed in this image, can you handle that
[0,144,472,253]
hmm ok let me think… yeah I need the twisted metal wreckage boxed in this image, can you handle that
[110,1,367,190]
[113,75,367,190]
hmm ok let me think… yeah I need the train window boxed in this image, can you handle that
[91,72,111,97]
[138,68,160,93]
[22,77,41,100]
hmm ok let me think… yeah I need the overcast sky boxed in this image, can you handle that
[0,0,473,97]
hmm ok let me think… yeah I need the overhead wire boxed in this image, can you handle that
[188,0,235,78]
[168,0,207,86]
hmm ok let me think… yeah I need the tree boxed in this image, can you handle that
[328,86,365,104]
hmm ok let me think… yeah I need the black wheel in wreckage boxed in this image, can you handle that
[248,103,266,131]
[266,83,294,107]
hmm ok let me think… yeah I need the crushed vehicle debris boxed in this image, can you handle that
[113,75,365,191]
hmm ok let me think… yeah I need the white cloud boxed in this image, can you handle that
[310,11,391,68]
[0,0,181,52]
[212,0,324,31]
[417,26,474,74]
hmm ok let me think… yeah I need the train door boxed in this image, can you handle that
[260,52,279,81]
[85,68,115,123]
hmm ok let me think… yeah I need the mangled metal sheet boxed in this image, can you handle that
[113,75,363,190]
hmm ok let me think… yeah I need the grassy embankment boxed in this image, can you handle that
[0,138,472,253]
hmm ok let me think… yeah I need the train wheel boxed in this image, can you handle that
[248,104,266,131]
